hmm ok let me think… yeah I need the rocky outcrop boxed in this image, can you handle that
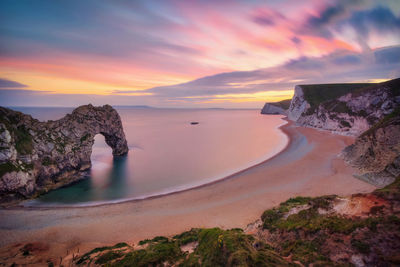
[287,85,308,121]
[260,103,286,115]
[261,99,291,115]
[287,78,400,136]
[0,104,128,203]
[342,108,400,187]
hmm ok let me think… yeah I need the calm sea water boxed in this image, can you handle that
[13,107,288,206]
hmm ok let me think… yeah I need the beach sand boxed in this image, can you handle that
[0,121,375,264]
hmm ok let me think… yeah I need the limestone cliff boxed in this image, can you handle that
[287,78,400,136]
[0,104,128,203]
[260,99,291,115]
[342,108,400,187]
[260,104,286,115]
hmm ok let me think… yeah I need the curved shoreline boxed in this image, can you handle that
[20,117,291,209]
[0,120,375,250]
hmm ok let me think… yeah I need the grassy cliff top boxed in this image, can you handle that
[299,83,373,109]
[352,77,400,97]
[299,78,400,111]
[269,99,292,110]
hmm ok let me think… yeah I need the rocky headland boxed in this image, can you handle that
[343,108,400,187]
[0,104,128,203]
[270,78,400,188]
[260,99,291,115]
[287,78,400,136]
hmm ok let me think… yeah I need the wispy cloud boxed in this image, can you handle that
[0,78,28,88]
[0,0,399,108]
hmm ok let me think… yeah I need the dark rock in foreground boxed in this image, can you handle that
[0,104,128,203]
[343,108,400,187]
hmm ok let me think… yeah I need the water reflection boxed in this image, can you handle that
[31,175,95,204]
[29,154,129,206]
[103,156,129,199]
[24,108,287,207]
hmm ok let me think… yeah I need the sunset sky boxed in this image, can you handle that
[0,0,399,108]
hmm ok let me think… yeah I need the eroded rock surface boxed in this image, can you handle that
[0,104,128,203]
[287,78,400,136]
[342,109,400,187]
[260,103,287,115]
[260,99,291,115]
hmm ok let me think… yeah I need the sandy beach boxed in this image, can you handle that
[0,120,375,262]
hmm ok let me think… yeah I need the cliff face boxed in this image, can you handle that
[260,103,287,115]
[260,99,291,115]
[342,108,400,187]
[288,78,400,136]
[287,85,308,121]
[0,104,128,202]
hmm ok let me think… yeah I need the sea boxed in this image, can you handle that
[11,107,288,207]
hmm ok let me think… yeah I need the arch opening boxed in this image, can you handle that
[90,134,113,171]
[89,134,129,194]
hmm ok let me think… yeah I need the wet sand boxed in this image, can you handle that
[0,121,375,261]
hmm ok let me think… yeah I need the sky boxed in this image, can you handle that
[0,0,400,108]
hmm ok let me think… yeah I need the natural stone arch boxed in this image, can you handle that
[0,104,129,203]
[60,105,129,164]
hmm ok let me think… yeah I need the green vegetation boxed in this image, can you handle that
[352,77,400,97]
[300,83,372,114]
[0,162,33,176]
[138,235,170,245]
[323,100,367,118]
[0,162,20,177]
[14,125,33,154]
[269,99,292,110]
[264,206,365,234]
[300,78,400,119]
[340,120,351,128]
[260,195,385,235]
[280,239,329,264]
[95,251,124,264]
[80,133,90,143]
[113,238,182,266]
[76,242,129,264]
[261,196,331,230]
[0,111,34,155]
[76,228,293,266]
[173,228,200,245]
[374,175,400,200]
[75,176,400,266]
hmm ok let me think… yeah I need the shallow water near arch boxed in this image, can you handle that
[18,107,288,206]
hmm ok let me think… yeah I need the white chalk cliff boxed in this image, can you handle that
[287,79,400,136]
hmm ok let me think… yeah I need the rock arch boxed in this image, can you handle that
[0,104,129,203]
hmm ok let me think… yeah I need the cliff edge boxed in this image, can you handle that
[287,78,400,136]
[342,108,400,187]
[0,104,128,203]
[260,99,291,115]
